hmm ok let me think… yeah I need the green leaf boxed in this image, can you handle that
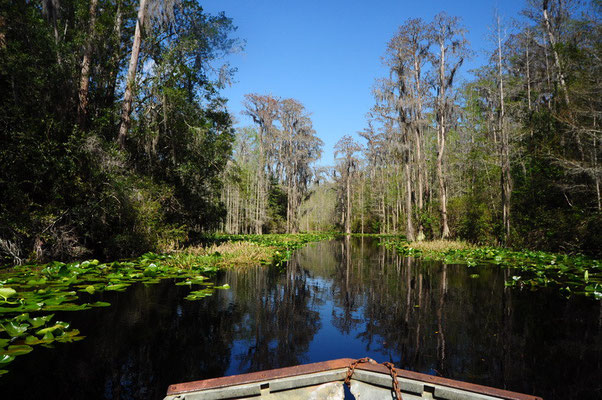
[57,265,71,278]
[28,314,54,328]
[143,264,158,277]
[25,335,40,345]
[89,301,110,307]
[0,288,17,301]
[43,303,90,312]
[104,283,130,292]
[0,304,43,314]
[0,322,28,337]
[0,345,33,356]
[0,355,15,365]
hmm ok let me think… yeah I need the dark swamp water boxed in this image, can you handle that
[1,237,601,399]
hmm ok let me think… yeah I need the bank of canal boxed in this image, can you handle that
[1,237,600,399]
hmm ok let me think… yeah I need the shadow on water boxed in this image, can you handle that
[0,237,600,399]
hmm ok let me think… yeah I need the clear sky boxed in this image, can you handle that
[201,0,526,166]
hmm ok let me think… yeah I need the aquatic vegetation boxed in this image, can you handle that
[351,233,407,240]
[201,233,340,265]
[383,240,602,299]
[401,239,476,253]
[0,233,333,375]
[0,253,222,373]
[179,242,274,268]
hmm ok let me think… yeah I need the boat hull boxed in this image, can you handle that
[164,358,543,400]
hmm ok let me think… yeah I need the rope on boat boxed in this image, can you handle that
[344,357,403,400]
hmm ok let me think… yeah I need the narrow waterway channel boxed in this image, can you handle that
[1,237,600,399]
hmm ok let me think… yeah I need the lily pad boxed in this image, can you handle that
[89,301,111,307]
[0,345,33,356]
[28,314,54,328]
[44,303,90,312]
[24,335,53,346]
[215,284,231,290]
[0,288,17,301]
[184,288,214,301]
[83,285,96,294]
[104,283,130,292]
[0,322,28,337]
[0,355,15,365]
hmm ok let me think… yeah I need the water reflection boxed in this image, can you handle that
[295,237,601,399]
[1,237,600,400]
[222,258,321,373]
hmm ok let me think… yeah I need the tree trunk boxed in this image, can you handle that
[437,41,450,239]
[404,162,415,241]
[360,175,365,234]
[346,168,351,234]
[117,0,148,148]
[412,58,425,240]
[525,31,532,112]
[542,1,586,160]
[594,121,601,211]
[497,15,511,243]
[0,16,6,50]
[77,0,99,127]
[437,122,450,238]
[542,0,570,106]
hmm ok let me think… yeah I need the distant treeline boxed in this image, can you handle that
[0,0,239,263]
[220,94,323,235]
[230,2,601,256]
[320,3,601,255]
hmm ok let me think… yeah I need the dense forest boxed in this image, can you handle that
[1,0,601,265]
[0,0,240,263]
[223,1,601,256]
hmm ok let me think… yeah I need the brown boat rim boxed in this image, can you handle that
[166,358,543,400]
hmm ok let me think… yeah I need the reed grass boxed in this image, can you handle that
[174,241,273,268]
[407,240,476,253]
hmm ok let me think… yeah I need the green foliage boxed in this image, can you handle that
[383,240,601,299]
[201,232,339,265]
[0,251,222,374]
[265,178,288,233]
[0,0,238,264]
[448,196,497,245]
[510,118,602,256]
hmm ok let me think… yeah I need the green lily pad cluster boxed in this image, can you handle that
[0,252,227,375]
[184,284,231,300]
[0,312,84,375]
[0,234,334,376]
[383,240,601,299]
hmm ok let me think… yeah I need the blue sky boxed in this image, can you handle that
[201,0,526,166]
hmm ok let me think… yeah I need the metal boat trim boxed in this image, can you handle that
[165,358,542,400]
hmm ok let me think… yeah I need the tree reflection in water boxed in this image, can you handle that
[0,237,600,400]
[299,237,601,400]
[223,257,322,373]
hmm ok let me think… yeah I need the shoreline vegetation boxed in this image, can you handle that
[0,233,335,375]
[381,238,601,300]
